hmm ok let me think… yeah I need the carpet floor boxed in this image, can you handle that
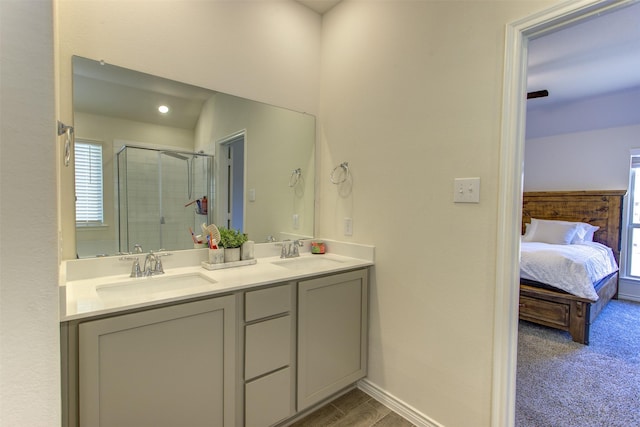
[516,299,640,427]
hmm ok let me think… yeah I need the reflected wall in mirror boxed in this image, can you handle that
[71,56,315,258]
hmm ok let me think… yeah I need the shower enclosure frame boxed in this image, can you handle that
[116,145,214,254]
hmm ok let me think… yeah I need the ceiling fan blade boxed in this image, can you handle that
[527,90,549,99]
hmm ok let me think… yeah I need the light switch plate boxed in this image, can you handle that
[453,177,480,203]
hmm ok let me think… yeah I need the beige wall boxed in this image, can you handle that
[319,1,553,425]
[56,1,321,114]
[0,0,59,426]
[56,0,322,258]
[200,92,315,242]
[2,0,577,425]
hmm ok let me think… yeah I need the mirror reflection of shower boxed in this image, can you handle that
[161,151,194,200]
[117,146,214,254]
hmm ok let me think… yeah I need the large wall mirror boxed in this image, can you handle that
[71,56,315,258]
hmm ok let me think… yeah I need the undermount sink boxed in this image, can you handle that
[96,272,217,300]
[271,256,344,270]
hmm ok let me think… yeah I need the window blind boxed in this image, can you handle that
[75,141,104,224]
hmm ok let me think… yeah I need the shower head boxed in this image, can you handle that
[162,151,190,161]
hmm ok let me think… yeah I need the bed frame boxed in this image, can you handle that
[519,190,626,344]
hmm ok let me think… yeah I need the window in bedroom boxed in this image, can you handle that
[626,154,640,277]
[75,140,104,226]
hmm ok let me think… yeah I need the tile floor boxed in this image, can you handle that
[290,388,416,427]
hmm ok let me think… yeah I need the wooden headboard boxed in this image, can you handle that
[522,190,626,262]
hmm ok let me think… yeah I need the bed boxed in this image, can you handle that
[519,190,626,344]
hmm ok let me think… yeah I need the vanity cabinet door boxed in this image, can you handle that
[78,296,236,427]
[297,269,368,410]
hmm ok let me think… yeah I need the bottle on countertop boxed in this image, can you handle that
[202,196,208,214]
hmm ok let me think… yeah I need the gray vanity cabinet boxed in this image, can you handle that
[61,267,370,427]
[77,296,236,427]
[297,269,368,410]
[243,284,296,427]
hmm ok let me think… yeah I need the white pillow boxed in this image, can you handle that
[527,218,580,245]
[574,223,599,243]
[525,218,599,244]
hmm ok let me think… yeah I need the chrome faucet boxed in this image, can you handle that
[121,251,170,278]
[143,251,168,276]
[291,239,303,257]
[279,240,290,258]
[143,253,158,276]
[120,255,143,278]
[280,239,303,258]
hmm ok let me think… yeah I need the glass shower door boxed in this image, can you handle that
[117,146,213,253]
[159,152,193,250]
[118,147,161,253]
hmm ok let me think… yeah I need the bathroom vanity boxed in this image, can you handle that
[60,242,373,427]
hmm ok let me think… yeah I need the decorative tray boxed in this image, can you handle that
[201,258,257,270]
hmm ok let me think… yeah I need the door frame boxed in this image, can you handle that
[215,130,246,231]
[492,0,638,425]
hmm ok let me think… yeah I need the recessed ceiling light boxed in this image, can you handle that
[158,105,169,114]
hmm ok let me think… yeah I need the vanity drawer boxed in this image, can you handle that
[245,284,291,322]
[245,316,291,380]
[245,367,292,427]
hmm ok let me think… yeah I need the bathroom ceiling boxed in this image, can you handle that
[73,57,215,129]
[526,2,640,109]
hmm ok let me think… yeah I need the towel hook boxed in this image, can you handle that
[330,162,350,184]
[57,121,74,167]
[289,168,302,187]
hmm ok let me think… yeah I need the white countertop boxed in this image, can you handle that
[60,240,374,322]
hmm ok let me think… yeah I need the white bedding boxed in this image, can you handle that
[520,241,619,301]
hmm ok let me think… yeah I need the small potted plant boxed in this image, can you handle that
[218,227,248,262]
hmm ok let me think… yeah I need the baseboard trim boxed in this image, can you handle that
[618,293,640,303]
[618,277,640,302]
[357,379,443,427]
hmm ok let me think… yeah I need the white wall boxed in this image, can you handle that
[319,2,553,425]
[524,124,640,191]
[0,1,59,426]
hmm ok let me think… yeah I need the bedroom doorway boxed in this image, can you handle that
[215,131,246,232]
[494,0,639,425]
